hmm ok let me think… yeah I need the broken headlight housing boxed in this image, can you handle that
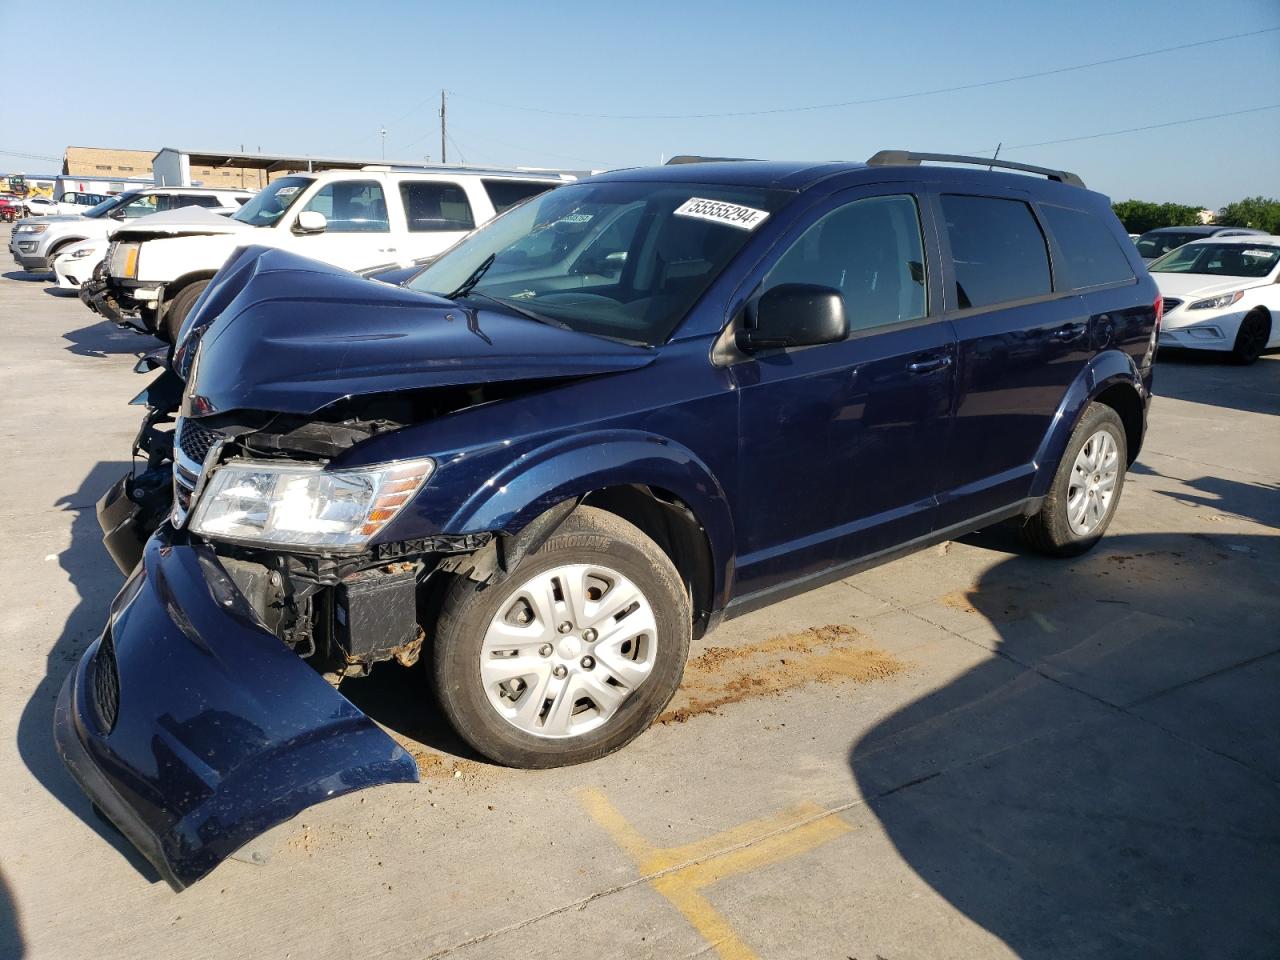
[189,458,434,550]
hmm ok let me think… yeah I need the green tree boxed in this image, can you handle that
[1217,196,1280,234]
[1111,200,1205,234]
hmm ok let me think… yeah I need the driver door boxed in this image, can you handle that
[730,187,955,600]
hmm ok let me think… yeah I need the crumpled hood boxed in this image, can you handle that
[184,246,656,416]
[113,206,247,238]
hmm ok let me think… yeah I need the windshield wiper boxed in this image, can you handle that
[461,290,571,330]
[445,253,496,301]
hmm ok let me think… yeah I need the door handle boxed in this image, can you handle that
[1051,322,1088,343]
[906,354,952,374]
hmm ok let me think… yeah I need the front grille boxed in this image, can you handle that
[176,417,223,465]
[92,627,120,733]
[1162,298,1183,313]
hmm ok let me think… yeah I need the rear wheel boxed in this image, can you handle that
[1230,310,1270,365]
[431,506,690,768]
[162,280,209,343]
[1020,402,1127,557]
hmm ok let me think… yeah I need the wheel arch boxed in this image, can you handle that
[443,430,735,627]
[1031,350,1147,497]
[161,269,219,310]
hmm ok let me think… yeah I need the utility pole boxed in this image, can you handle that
[439,89,447,165]
[381,126,387,161]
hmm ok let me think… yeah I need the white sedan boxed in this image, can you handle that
[52,238,107,291]
[1152,236,1279,364]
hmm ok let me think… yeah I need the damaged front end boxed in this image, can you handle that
[63,246,656,888]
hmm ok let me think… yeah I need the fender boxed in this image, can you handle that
[446,429,736,611]
[1030,348,1146,498]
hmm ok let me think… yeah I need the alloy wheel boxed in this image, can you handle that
[1066,429,1120,536]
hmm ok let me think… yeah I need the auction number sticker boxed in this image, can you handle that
[674,197,770,231]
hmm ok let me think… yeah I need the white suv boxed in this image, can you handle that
[87,166,574,340]
[10,186,252,275]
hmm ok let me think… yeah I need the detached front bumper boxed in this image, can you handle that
[54,530,420,890]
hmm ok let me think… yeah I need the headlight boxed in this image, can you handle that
[69,247,95,259]
[188,457,435,550]
[1188,290,1243,310]
[112,241,139,278]
[15,223,47,234]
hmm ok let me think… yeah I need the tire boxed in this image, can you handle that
[431,506,691,768]
[1230,310,1270,365]
[1020,402,1127,557]
[162,280,209,343]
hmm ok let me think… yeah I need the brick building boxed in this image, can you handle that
[62,145,270,189]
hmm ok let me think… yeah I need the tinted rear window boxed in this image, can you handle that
[400,181,475,232]
[1040,205,1135,290]
[941,195,1052,309]
[483,179,557,214]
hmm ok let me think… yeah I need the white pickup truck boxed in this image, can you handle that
[85,165,575,340]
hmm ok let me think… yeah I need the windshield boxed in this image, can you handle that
[82,192,138,219]
[408,180,789,345]
[232,176,313,227]
[1150,242,1279,278]
[1135,230,1208,260]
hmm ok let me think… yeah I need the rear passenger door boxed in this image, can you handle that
[732,187,954,598]
[931,188,1091,527]
[398,179,477,262]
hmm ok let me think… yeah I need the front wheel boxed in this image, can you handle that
[1231,310,1270,365]
[1020,402,1127,557]
[431,507,691,768]
[162,279,209,343]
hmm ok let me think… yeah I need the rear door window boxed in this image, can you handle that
[941,195,1052,309]
[1039,205,1135,290]
[303,180,390,233]
[399,181,475,232]
[482,179,557,214]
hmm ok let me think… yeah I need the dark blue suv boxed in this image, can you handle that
[60,152,1159,889]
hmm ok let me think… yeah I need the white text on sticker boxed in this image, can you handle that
[674,197,770,231]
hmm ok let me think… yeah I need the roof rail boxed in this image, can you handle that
[866,150,1086,189]
[359,162,579,180]
[665,155,756,165]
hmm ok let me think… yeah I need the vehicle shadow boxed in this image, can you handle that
[15,461,162,885]
[850,529,1280,958]
[1155,350,1280,416]
[2,270,45,282]
[62,319,159,360]
[1129,461,1280,529]
[0,868,23,959]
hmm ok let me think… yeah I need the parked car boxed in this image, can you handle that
[9,186,253,275]
[21,195,59,216]
[59,151,1159,890]
[52,237,108,290]
[0,195,25,222]
[49,191,114,215]
[82,165,574,341]
[1151,235,1279,363]
[1133,224,1266,263]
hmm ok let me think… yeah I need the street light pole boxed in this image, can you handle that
[381,126,387,161]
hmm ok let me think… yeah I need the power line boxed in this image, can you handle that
[0,149,62,164]
[978,103,1280,153]
[449,26,1280,120]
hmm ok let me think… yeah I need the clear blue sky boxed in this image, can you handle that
[4,0,1278,208]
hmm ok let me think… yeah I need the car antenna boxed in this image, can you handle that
[989,143,1002,171]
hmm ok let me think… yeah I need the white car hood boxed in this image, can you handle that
[1153,273,1269,299]
[113,206,250,237]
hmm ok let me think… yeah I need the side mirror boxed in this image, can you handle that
[293,210,327,235]
[737,283,848,352]
[108,208,126,220]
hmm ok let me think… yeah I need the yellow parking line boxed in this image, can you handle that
[580,788,853,959]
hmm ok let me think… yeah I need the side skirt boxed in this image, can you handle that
[722,498,1040,621]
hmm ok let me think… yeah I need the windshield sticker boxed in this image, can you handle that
[1242,249,1276,258]
[557,213,594,224]
[674,197,769,231]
